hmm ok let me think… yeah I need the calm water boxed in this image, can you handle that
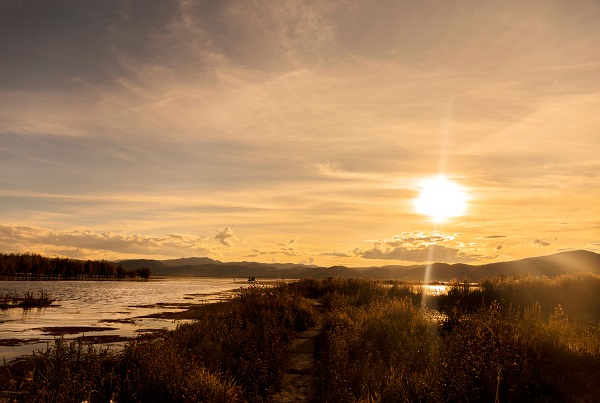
[0,277,258,361]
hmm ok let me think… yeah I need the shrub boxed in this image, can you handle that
[315,298,438,402]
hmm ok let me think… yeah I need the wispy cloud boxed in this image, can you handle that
[533,239,552,247]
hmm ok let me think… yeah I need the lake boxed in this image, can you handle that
[0,277,263,362]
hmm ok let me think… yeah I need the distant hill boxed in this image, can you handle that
[465,249,600,280]
[115,250,600,282]
[160,257,221,267]
[117,259,169,272]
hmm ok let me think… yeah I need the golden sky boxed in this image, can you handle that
[1,0,599,266]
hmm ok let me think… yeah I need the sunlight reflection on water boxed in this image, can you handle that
[0,277,259,361]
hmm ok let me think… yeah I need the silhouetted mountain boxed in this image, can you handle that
[161,257,220,267]
[464,249,600,280]
[359,250,600,281]
[116,250,600,282]
[360,262,475,282]
[117,259,169,271]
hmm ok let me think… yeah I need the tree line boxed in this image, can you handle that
[0,253,150,280]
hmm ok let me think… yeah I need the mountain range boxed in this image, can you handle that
[116,250,600,282]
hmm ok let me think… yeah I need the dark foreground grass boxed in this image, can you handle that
[0,284,319,402]
[1,275,599,402]
[310,275,600,402]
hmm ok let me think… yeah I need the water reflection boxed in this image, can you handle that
[0,277,253,361]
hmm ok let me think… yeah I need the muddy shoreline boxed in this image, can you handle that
[0,302,221,350]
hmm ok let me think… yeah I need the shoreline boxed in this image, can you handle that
[0,278,250,363]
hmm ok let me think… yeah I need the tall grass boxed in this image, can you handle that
[437,272,600,324]
[0,283,319,402]
[315,298,438,402]
[2,338,117,402]
[311,275,600,402]
[169,284,318,400]
[2,275,599,402]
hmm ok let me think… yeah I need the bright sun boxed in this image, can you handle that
[414,176,468,222]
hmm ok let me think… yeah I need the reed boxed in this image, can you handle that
[0,290,54,310]
[1,275,599,402]
[0,282,318,402]
[312,275,600,402]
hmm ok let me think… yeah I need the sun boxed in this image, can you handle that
[414,176,468,222]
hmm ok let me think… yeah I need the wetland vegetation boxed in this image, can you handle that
[1,273,599,402]
[0,291,54,310]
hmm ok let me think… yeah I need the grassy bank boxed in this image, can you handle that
[1,275,599,402]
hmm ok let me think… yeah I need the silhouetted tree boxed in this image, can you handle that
[0,253,150,281]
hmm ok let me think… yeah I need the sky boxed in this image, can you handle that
[1,0,599,267]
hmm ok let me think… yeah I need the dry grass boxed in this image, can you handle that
[0,283,319,402]
[311,275,600,402]
[1,275,599,402]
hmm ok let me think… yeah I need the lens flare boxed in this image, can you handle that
[415,176,468,222]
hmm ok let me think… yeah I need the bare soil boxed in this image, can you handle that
[273,301,323,403]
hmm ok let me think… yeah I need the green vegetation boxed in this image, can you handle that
[0,253,150,280]
[1,274,599,402]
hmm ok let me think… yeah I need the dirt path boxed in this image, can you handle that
[272,302,323,403]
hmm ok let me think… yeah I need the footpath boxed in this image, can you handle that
[272,302,323,403]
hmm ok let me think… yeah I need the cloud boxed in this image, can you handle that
[243,250,280,258]
[278,236,299,249]
[533,239,551,247]
[352,232,481,263]
[356,244,477,263]
[484,235,507,239]
[214,226,237,247]
[321,250,353,258]
[245,236,311,261]
[0,224,213,258]
[300,257,315,265]
[382,233,457,247]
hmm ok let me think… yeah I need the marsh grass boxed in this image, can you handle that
[0,291,54,310]
[0,283,318,402]
[311,275,600,402]
[439,272,600,323]
[1,275,599,402]
[169,284,319,401]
